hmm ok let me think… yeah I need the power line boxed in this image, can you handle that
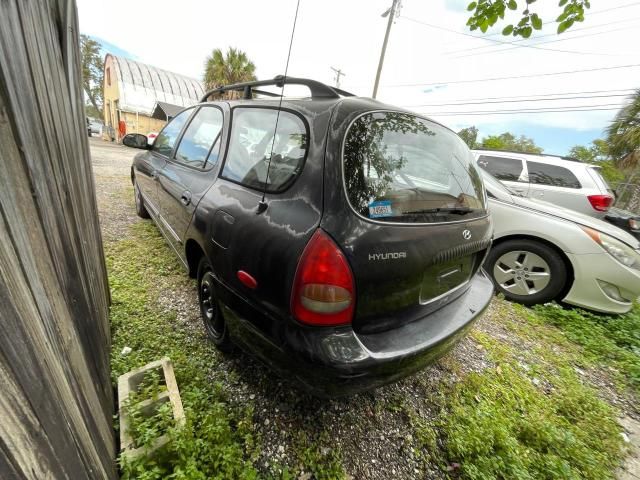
[444,17,640,55]
[404,88,636,105]
[400,15,619,56]
[424,107,620,116]
[416,105,624,116]
[450,24,640,58]
[441,1,640,46]
[402,93,633,108]
[383,63,640,87]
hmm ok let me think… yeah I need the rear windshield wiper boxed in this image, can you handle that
[403,207,474,215]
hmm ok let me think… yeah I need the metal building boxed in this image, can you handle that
[103,54,204,141]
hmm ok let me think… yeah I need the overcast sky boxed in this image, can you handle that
[77,0,640,154]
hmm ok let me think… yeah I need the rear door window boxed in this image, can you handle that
[222,108,308,192]
[476,155,524,181]
[152,108,193,157]
[527,161,581,189]
[343,111,486,223]
[174,107,223,168]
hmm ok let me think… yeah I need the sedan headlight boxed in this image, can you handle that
[581,226,640,270]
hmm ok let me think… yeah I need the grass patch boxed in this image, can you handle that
[434,331,625,479]
[530,303,640,392]
[107,221,258,479]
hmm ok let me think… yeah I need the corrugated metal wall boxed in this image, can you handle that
[0,1,115,478]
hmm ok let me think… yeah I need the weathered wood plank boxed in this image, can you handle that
[0,0,115,478]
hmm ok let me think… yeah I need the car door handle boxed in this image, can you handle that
[180,191,192,206]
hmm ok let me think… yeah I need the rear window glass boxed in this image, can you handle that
[527,161,581,189]
[343,112,486,223]
[477,155,523,181]
[222,108,307,192]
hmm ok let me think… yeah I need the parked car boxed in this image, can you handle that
[473,149,614,218]
[481,169,640,314]
[88,117,103,135]
[605,207,640,241]
[122,76,494,396]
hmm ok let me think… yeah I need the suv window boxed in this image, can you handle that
[476,155,523,181]
[344,112,486,223]
[174,107,223,168]
[527,161,581,188]
[222,108,308,192]
[152,108,192,157]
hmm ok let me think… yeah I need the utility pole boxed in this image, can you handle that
[331,67,345,88]
[372,0,400,99]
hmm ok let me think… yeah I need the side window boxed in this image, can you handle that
[527,161,581,189]
[477,155,524,181]
[152,109,192,157]
[174,107,224,168]
[222,108,308,192]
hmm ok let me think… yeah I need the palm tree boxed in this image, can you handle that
[606,89,640,170]
[607,89,640,212]
[203,47,256,99]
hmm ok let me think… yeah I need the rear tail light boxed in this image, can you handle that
[587,194,613,212]
[291,229,355,326]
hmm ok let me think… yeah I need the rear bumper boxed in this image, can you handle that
[223,270,494,397]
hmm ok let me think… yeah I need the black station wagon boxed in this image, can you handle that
[123,77,494,396]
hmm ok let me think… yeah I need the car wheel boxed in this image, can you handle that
[133,180,150,219]
[485,239,568,306]
[197,257,233,352]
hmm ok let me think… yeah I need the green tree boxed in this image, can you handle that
[568,139,624,185]
[480,132,543,153]
[606,89,640,170]
[203,47,256,98]
[458,126,479,149]
[80,34,104,118]
[466,0,590,38]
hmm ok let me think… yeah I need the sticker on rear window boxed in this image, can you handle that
[368,200,393,218]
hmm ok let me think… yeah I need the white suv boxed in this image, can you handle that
[472,149,614,218]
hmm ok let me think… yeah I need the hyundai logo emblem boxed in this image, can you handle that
[462,229,472,240]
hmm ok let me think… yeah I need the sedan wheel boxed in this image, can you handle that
[493,250,551,296]
[133,181,150,219]
[197,257,233,352]
[485,239,568,306]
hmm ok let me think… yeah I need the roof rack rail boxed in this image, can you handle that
[200,75,355,102]
[472,147,581,163]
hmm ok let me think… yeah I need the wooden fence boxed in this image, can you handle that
[0,1,115,478]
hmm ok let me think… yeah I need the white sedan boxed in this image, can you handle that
[482,170,640,314]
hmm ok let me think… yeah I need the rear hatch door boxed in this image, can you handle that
[322,109,492,333]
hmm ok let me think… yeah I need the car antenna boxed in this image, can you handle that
[257,0,301,214]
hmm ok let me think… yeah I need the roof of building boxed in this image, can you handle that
[151,101,185,120]
[106,54,204,116]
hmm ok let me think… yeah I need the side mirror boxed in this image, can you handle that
[123,133,149,149]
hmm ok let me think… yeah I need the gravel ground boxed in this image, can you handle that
[91,137,639,479]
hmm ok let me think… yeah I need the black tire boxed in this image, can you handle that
[485,239,568,306]
[197,257,233,352]
[133,180,150,219]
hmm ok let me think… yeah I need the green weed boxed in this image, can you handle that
[434,331,625,480]
[530,303,640,391]
[107,221,258,479]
